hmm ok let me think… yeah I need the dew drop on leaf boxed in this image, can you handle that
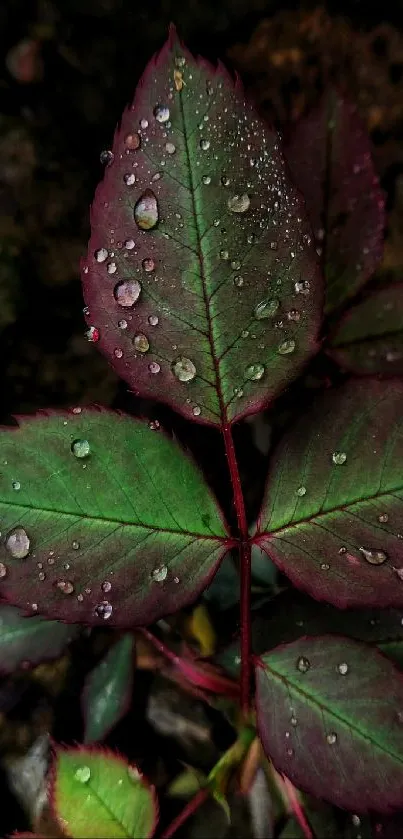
[153,105,170,123]
[95,600,113,620]
[114,348,123,359]
[100,149,114,166]
[142,258,155,273]
[71,439,90,459]
[102,580,112,593]
[278,339,296,355]
[352,816,361,828]
[192,405,201,416]
[151,564,168,582]
[245,363,265,381]
[234,276,244,287]
[295,281,310,295]
[149,362,161,374]
[134,189,159,230]
[12,480,21,491]
[94,247,108,263]
[287,309,300,322]
[118,319,128,330]
[297,656,310,673]
[227,193,250,214]
[124,238,135,250]
[332,451,347,465]
[165,142,176,155]
[86,326,100,342]
[378,513,389,523]
[202,175,211,185]
[113,279,141,307]
[57,580,74,595]
[140,118,148,129]
[296,486,306,497]
[124,132,141,150]
[220,250,229,260]
[326,732,337,745]
[75,766,91,784]
[72,541,80,550]
[172,357,197,382]
[200,139,210,151]
[290,716,298,726]
[148,315,159,326]
[254,299,279,319]
[133,333,150,353]
[5,527,30,559]
[359,547,388,565]
[123,173,136,186]
[337,662,349,675]
[0,562,8,578]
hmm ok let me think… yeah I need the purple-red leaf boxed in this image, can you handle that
[327,284,403,374]
[284,89,385,314]
[254,379,403,608]
[82,28,322,426]
[0,605,78,674]
[256,636,403,813]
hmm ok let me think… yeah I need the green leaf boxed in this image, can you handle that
[83,634,135,743]
[82,28,322,427]
[328,285,403,374]
[0,604,78,673]
[51,746,157,838]
[255,636,403,813]
[254,379,403,608]
[0,410,228,625]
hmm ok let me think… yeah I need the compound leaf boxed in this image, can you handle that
[51,746,157,838]
[256,636,403,813]
[82,28,322,427]
[0,410,228,626]
[328,284,403,374]
[0,604,78,674]
[83,633,135,743]
[254,379,403,608]
[285,89,384,314]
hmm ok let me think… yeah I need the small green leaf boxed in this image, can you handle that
[51,746,157,838]
[0,409,229,625]
[83,634,135,743]
[255,379,403,608]
[255,636,403,813]
[0,604,77,673]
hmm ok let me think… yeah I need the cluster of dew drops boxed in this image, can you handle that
[83,51,316,410]
[0,423,175,617]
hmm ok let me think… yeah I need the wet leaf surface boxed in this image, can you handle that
[83,634,135,743]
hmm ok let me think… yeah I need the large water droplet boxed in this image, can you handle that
[151,565,168,582]
[165,142,176,155]
[172,357,196,382]
[57,580,74,595]
[114,280,141,308]
[124,132,141,150]
[278,339,296,355]
[75,766,91,784]
[359,547,388,565]
[71,439,90,459]
[95,600,113,620]
[332,451,347,465]
[337,662,349,675]
[227,194,250,214]
[6,527,30,559]
[254,299,279,319]
[133,333,150,353]
[95,247,108,263]
[297,656,310,673]
[153,105,170,123]
[123,173,136,186]
[134,190,159,230]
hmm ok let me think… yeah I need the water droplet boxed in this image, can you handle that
[95,247,108,263]
[118,319,128,329]
[102,580,112,593]
[154,105,170,123]
[254,299,279,319]
[123,172,136,186]
[192,405,201,416]
[227,193,250,214]
[326,732,337,745]
[200,139,210,151]
[71,439,90,459]
[57,580,74,595]
[352,815,361,828]
[134,190,158,230]
[72,540,80,550]
[114,347,123,359]
[175,56,186,68]
[297,656,310,673]
[230,260,241,271]
[295,281,310,295]
[378,513,389,523]
[12,480,21,491]
[321,563,330,570]
[290,716,298,726]
[220,250,229,260]
[86,326,100,342]
[95,600,113,620]
[75,766,91,784]
[202,176,211,185]
[142,258,155,273]
[133,333,150,353]
[125,238,135,250]
[165,142,176,155]
[339,546,347,554]
[221,176,230,186]
[287,309,300,322]
[245,363,265,381]
[296,486,306,497]
[332,451,347,465]
[124,132,141,150]
[234,276,244,288]
[278,339,296,355]
[148,315,159,326]
[0,562,7,579]
[149,361,161,374]
[114,279,141,308]
[100,149,113,165]
[172,357,196,382]
[6,527,30,560]
[337,662,349,675]
[359,547,388,565]
[140,118,148,129]
[151,565,168,582]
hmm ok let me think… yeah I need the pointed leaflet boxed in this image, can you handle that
[255,636,403,813]
[284,89,385,314]
[254,379,403,608]
[328,285,403,374]
[0,410,228,626]
[82,30,322,426]
[83,634,135,743]
[51,747,157,838]
[0,605,77,674]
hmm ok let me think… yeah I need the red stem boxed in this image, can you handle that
[160,788,209,839]
[221,423,251,717]
[280,775,314,839]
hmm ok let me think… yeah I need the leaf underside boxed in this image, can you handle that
[255,379,403,608]
[284,89,384,314]
[82,28,322,427]
[83,633,135,743]
[0,604,78,674]
[256,636,403,813]
[328,285,403,375]
[51,747,157,838]
[0,410,227,626]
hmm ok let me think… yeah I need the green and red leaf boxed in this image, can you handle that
[50,746,157,838]
[0,410,229,626]
[82,28,322,427]
[285,89,385,314]
[327,284,403,374]
[0,605,78,674]
[254,379,403,608]
[255,636,403,813]
[83,633,135,743]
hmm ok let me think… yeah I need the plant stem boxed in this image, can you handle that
[160,788,209,839]
[221,423,251,717]
[279,775,314,839]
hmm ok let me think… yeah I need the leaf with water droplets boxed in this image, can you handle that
[51,746,157,838]
[284,89,385,314]
[328,284,403,374]
[0,604,78,674]
[0,410,228,626]
[254,379,403,607]
[82,634,135,744]
[256,635,403,812]
[82,28,322,426]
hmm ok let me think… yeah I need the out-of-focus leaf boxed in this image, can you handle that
[82,634,135,744]
[0,605,77,673]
